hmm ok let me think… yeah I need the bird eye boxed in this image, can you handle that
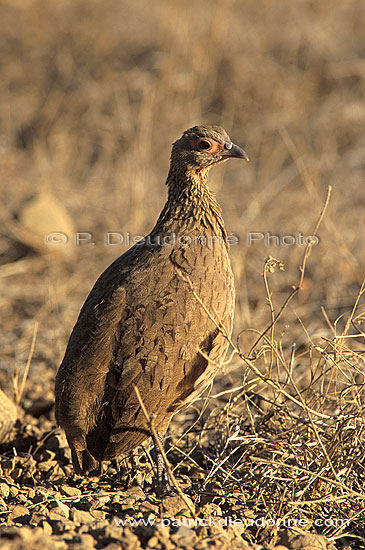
[198,139,211,151]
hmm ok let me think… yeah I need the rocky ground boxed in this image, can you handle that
[0,416,342,550]
[1,0,364,548]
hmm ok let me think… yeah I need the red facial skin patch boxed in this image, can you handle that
[190,138,220,154]
[198,167,210,182]
[190,139,221,183]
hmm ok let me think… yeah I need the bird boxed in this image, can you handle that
[55,125,249,495]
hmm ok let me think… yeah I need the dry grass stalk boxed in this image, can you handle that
[13,321,38,406]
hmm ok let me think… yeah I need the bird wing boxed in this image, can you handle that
[55,240,234,469]
[55,249,139,472]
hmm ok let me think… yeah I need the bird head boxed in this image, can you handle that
[171,125,249,183]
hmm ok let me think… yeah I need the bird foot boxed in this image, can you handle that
[154,472,176,497]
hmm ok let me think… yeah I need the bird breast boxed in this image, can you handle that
[108,232,235,421]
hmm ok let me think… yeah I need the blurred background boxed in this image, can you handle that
[0,0,364,417]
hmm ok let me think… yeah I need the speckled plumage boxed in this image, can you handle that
[55,125,248,477]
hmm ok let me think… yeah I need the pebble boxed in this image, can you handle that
[49,518,72,534]
[161,494,195,516]
[27,488,36,499]
[39,520,53,535]
[122,485,146,506]
[72,508,98,525]
[103,544,128,550]
[0,482,10,499]
[38,460,58,472]
[279,528,336,550]
[8,504,30,524]
[9,486,19,498]
[49,499,70,519]
[60,485,82,497]
[10,467,23,480]
[174,525,195,538]
[72,533,96,548]
[171,524,197,547]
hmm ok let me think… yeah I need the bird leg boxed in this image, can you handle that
[129,448,144,487]
[152,433,174,497]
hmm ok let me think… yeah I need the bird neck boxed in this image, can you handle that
[151,166,227,240]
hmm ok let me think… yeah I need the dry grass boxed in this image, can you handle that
[0,0,364,547]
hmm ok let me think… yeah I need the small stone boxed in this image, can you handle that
[30,512,46,526]
[8,504,30,524]
[38,460,58,472]
[278,528,335,550]
[175,525,195,538]
[48,509,69,522]
[81,519,108,533]
[171,524,197,548]
[73,533,96,548]
[10,467,22,480]
[49,499,70,519]
[9,486,19,498]
[18,190,75,256]
[90,494,111,508]
[103,544,125,550]
[147,535,159,548]
[47,464,66,480]
[50,518,75,534]
[93,510,106,520]
[27,488,36,499]
[90,524,128,544]
[72,508,97,525]
[60,485,82,498]
[81,533,96,546]
[39,520,53,535]
[156,525,170,539]
[162,494,195,516]
[0,482,10,499]
[122,485,146,506]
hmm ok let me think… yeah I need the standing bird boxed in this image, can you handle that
[55,125,248,494]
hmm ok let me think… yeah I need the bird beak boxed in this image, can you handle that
[222,143,249,161]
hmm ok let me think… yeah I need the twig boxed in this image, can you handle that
[341,276,365,340]
[15,321,39,405]
[262,257,285,374]
[248,185,332,358]
[252,456,365,500]
[176,256,341,420]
